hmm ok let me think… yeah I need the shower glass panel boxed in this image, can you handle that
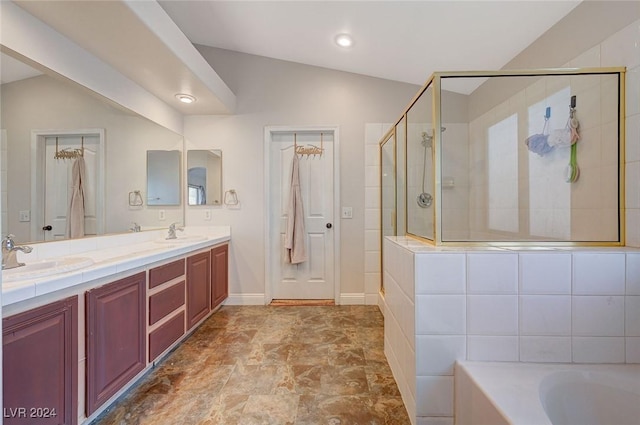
[406,86,434,240]
[381,132,396,237]
[380,68,625,246]
[439,72,622,243]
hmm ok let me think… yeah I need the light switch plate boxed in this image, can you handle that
[341,207,353,219]
[204,210,212,221]
[19,210,30,222]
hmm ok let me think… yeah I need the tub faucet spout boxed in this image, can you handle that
[2,234,33,270]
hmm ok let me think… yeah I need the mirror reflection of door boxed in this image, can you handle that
[44,135,99,241]
[187,150,222,206]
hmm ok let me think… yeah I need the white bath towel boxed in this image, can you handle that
[284,154,307,264]
[67,157,86,239]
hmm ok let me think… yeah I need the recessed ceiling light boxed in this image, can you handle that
[335,33,354,48]
[175,93,196,104]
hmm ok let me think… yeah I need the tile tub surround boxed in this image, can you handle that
[2,226,230,307]
[383,236,640,425]
[91,305,410,425]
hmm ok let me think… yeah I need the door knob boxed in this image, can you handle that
[326,223,332,229]
[43,225,52,231]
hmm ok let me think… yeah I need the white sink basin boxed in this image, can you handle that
[3,257,94,282]
[155,235,208,244]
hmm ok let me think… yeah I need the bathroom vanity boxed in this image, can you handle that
[2,226,230,425]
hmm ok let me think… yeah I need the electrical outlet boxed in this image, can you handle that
[341,206,353,219]
[19,210,30,222]
[204,210,212,221]
[158,210,166,221]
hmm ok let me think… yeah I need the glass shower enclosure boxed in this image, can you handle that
[381,68,626,245]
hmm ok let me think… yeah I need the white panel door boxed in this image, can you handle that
[44,135,99,240]
[270,132,334,299]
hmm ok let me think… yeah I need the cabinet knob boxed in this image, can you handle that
[326,223,332,229]
[43,225,53,231]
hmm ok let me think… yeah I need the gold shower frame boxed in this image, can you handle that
[380,67,627,247]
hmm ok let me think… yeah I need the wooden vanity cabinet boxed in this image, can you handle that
[211,244,229,309]
[148,259,186,362]
[85,272,146,416]
[186,251,211,330]
[3,296,78,425]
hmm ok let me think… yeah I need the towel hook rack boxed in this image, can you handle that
[294,132,324,158]
[54,136,84,160]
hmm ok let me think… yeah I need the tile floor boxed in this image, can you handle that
[93,305,410,425]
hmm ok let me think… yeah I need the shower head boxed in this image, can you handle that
[421,127,446,148]
[421,132,433,148]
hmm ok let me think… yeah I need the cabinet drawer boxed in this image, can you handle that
[149,281,185,326]
[149,311,185,362]
[149,259,185,289]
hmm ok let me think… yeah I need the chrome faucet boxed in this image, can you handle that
[166,223,184,240]
[129,222,141,232]
[2,234,33,270]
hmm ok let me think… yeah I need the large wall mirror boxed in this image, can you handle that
[0,50,184,243]
[187,150,222,206]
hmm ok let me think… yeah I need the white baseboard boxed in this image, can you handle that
[225,293,379,306]
[225,293,266,305]
[339,293,365,305]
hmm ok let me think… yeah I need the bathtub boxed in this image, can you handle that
[455,361,640,425]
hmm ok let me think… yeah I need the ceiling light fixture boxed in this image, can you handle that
[175,93,196,104]
[335,33,354,48]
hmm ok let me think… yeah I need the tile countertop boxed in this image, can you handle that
[1,226,231,307]
[385,236,640,254]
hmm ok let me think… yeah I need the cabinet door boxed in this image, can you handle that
[187,251,211,329]
[3,296,78,425]
[211,244,229,309]
[86,272,146,415]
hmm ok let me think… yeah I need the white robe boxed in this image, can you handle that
[284,154,307,264]
[66,157,86,239]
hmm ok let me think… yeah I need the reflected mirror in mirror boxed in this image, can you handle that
[187,150,222,206]
[147,151,181,206]
[0,50,185,243]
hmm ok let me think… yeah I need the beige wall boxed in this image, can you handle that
[184,46,419,301]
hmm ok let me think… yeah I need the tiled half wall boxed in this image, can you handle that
[384,237,640,425]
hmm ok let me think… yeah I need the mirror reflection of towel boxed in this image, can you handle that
[67,157,86,239]
[284,154,307,264]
